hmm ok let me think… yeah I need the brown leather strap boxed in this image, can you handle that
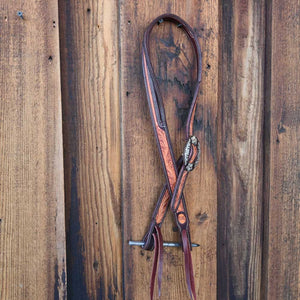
[182,229,196,300]
[150,226,163,300]
[141,14,202,299]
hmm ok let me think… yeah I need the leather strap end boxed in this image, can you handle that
[182,229,197,300]
[156,226,163,296]
[150,232,159,300]
[150,226,164,300]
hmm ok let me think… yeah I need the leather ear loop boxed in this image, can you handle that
[142,13,202,140]
[142,14,202,300]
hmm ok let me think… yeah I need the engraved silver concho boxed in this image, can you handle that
[183,136,201,172]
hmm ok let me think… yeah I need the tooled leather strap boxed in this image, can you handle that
[141,14,202,300]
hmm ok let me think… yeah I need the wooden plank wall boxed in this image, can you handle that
[0,1,66,299]
[0,0,299,299]
[58,1,122,299]
[218,1,265,299]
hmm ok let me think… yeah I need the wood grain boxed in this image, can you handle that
[1,1,299,299]
[0,1,66,299]
[262,1,300,299]
[58,1,122,299]
[120,1,218,299]
[218,1,265,299]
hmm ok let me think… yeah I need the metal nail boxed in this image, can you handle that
[128,240,200,248]
[17,11,24,19]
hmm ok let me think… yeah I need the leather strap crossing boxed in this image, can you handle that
[141,14,202,300]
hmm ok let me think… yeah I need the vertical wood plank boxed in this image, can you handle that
[262,1,300,299]
[0,1,66,299]
[120,1,218,299]
[58,1,122,299]
[218,1,265,299]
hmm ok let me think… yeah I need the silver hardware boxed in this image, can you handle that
[183,136,201,171]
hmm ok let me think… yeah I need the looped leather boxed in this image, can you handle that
[140,13,202,300]
[142,224,155,250]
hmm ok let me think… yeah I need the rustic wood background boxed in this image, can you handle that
[0,0,299,299]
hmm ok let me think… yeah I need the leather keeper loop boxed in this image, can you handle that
[176,211,189,232]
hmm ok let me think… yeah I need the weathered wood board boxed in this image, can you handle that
[218,1,265,299]
[58,1,122,299]
[262,1,300,299]
[0,1,66,299]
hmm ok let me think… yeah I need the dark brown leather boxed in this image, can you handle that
[141,14,202,300]
[150,226,163,299]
